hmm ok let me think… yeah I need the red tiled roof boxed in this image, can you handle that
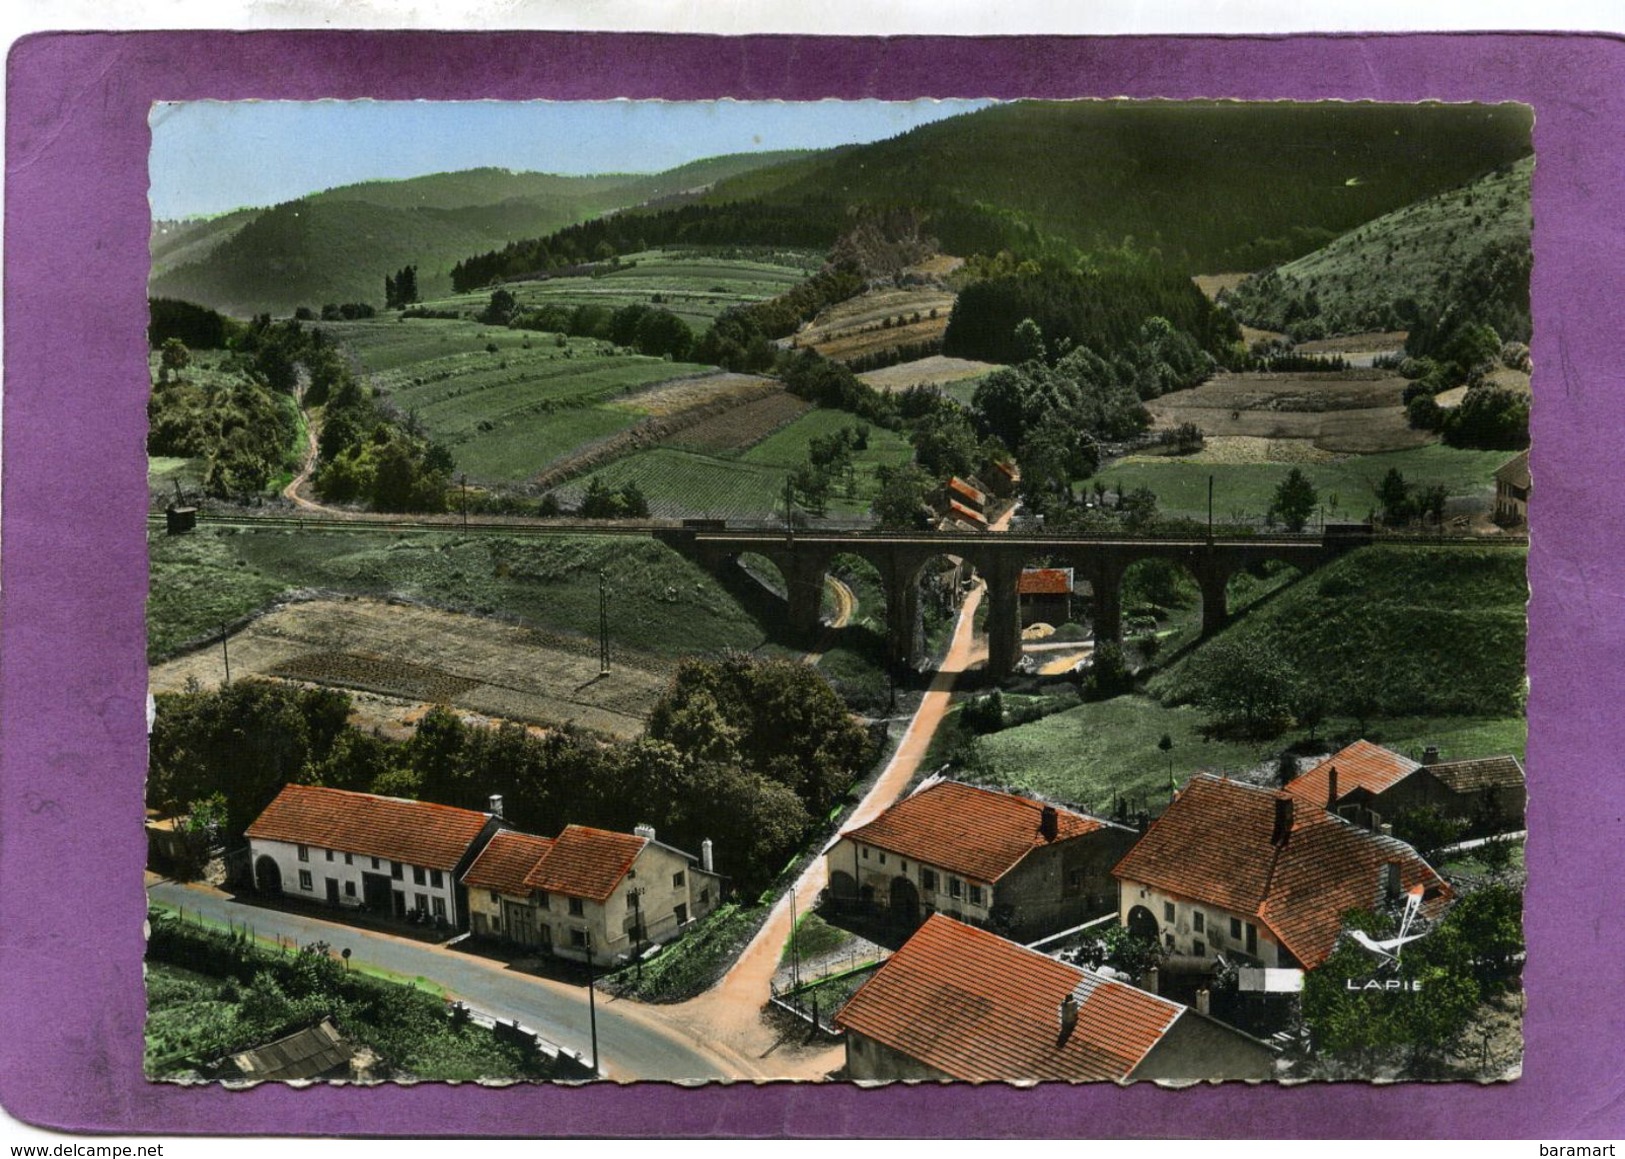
[1018,568,1074,596]
[992,460,1019,481]
[1424,755,1525,794]
[245,784,492,871]
[947,500,988,527]
[462,830,555,895]
[522,824,647,902]
[1286,739,1420,808]
[948,477,987,507]
[834,915,1182,1082]
[1112,775,1452,970]
[843,781,1105,885]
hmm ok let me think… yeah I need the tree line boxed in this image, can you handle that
[147,653,877,893]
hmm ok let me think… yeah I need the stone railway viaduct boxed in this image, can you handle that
[657,526,1369,679]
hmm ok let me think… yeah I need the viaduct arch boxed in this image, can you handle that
[658,527,1359,679]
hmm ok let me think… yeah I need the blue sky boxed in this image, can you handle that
[147,99,994,220]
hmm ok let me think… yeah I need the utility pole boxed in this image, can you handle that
[460,473,468,531]
[585,934,600,1078]
[220,623,231,685]
[1207,475,1215,545]
[789,888,801,991]
[784,475,795,541]
[598,569,610,675]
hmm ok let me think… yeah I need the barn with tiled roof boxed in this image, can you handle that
[835,915,1275,1083]
[1113,774,1452,971]
[1288,739,1526,834]
[827,780,1137,942]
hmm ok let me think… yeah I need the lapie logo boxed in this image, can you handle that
[1344,883,1432,992]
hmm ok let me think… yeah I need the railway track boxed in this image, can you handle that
[147,507,1529,549]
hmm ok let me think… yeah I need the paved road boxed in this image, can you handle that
[148,880,757,1082]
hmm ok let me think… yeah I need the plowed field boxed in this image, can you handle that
[148,597,674,738]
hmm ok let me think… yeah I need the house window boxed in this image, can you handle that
[861,847,869,860]
[297,844,310,863]
[345,881,357,898]
[538,892,551,910]
[949,877,963,900]
[325,849,334,862]
[391,861,403,881]
[1164,901,1176,923]
[570,929,589,948]
[1165,933,1175,950]
[1246,923,1258,955]
[568,897,585,917]
[1193,912,1205,934]
[432,897,447,920]
[430,869,443,889]
[1193,940,1206,958]
[344,853,353,866]
[412,866,427,886]
[371,857,381,870]
[675,903,689,924]
[878,852,887,865]
[415,893,429,911]
[921,868,937,891]
[901,861,908,872]
[298,870,313,891]
[1230,917,1242,940]
[968,885,985,906]
[700,888,710,905]
[673,871,685,888]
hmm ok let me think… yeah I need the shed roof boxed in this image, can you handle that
[1425,755,1526,794]
[221,1018,355,1083]
[834,915,1183,1082]
[1494,449,1531,489]
[1018,567,1074,596]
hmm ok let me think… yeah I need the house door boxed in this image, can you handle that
[504,899,538,946]
[362,873,393,913]
[1127,905,1159,942]
[325,878,340,906]
[889,876,921,927]
[254,855,282,895]
[393,889,407,918]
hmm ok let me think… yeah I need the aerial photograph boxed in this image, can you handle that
[143,98,1531,1085]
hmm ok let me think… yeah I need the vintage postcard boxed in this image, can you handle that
[3,29,1622,1139]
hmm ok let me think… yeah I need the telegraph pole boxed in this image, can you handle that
[221,623,231,685]
[1207,475,1215,544]
[784,475,795,540]
[460,473,468,531]
[585,934,600,1078]
[598,569,610,675]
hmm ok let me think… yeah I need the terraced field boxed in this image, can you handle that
[857,354,999,393]
[797,286,956,364]
[417,249,821,331]
[327,317,713,482]
[559,410,915,520]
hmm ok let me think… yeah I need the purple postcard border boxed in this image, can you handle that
[3,30,1622,1139]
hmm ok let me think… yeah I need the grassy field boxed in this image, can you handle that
[418,249,820,331]
[148,527,775,663]
[1150,544,1528,720]
[558,409,914,520]
[1095,444,1512,525]
[969,695,1525,819]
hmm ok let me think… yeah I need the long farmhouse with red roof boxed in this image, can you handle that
[835,915,1276,1083]
[246,784,505,928]
[1112,774,1453,971]
[826,780,1136,942]
[462,823,723,967]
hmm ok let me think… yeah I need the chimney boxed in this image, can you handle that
[1195,988,1211,1016]
[1270,797,1295,846]
[488,793,504,818]
[1379,822,1393,837]
[634,823,656,841]
[1326,765,1339,810]
[1384,861,1401,903]
[1421,745,1440,766]
[1143,966,1160,996]
[1060,992,1079,1034]
[701,839,714,873]
[1040,805,1059,842]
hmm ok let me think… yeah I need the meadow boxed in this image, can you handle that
[1095,443,1512,525]
[558,409,915,520]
